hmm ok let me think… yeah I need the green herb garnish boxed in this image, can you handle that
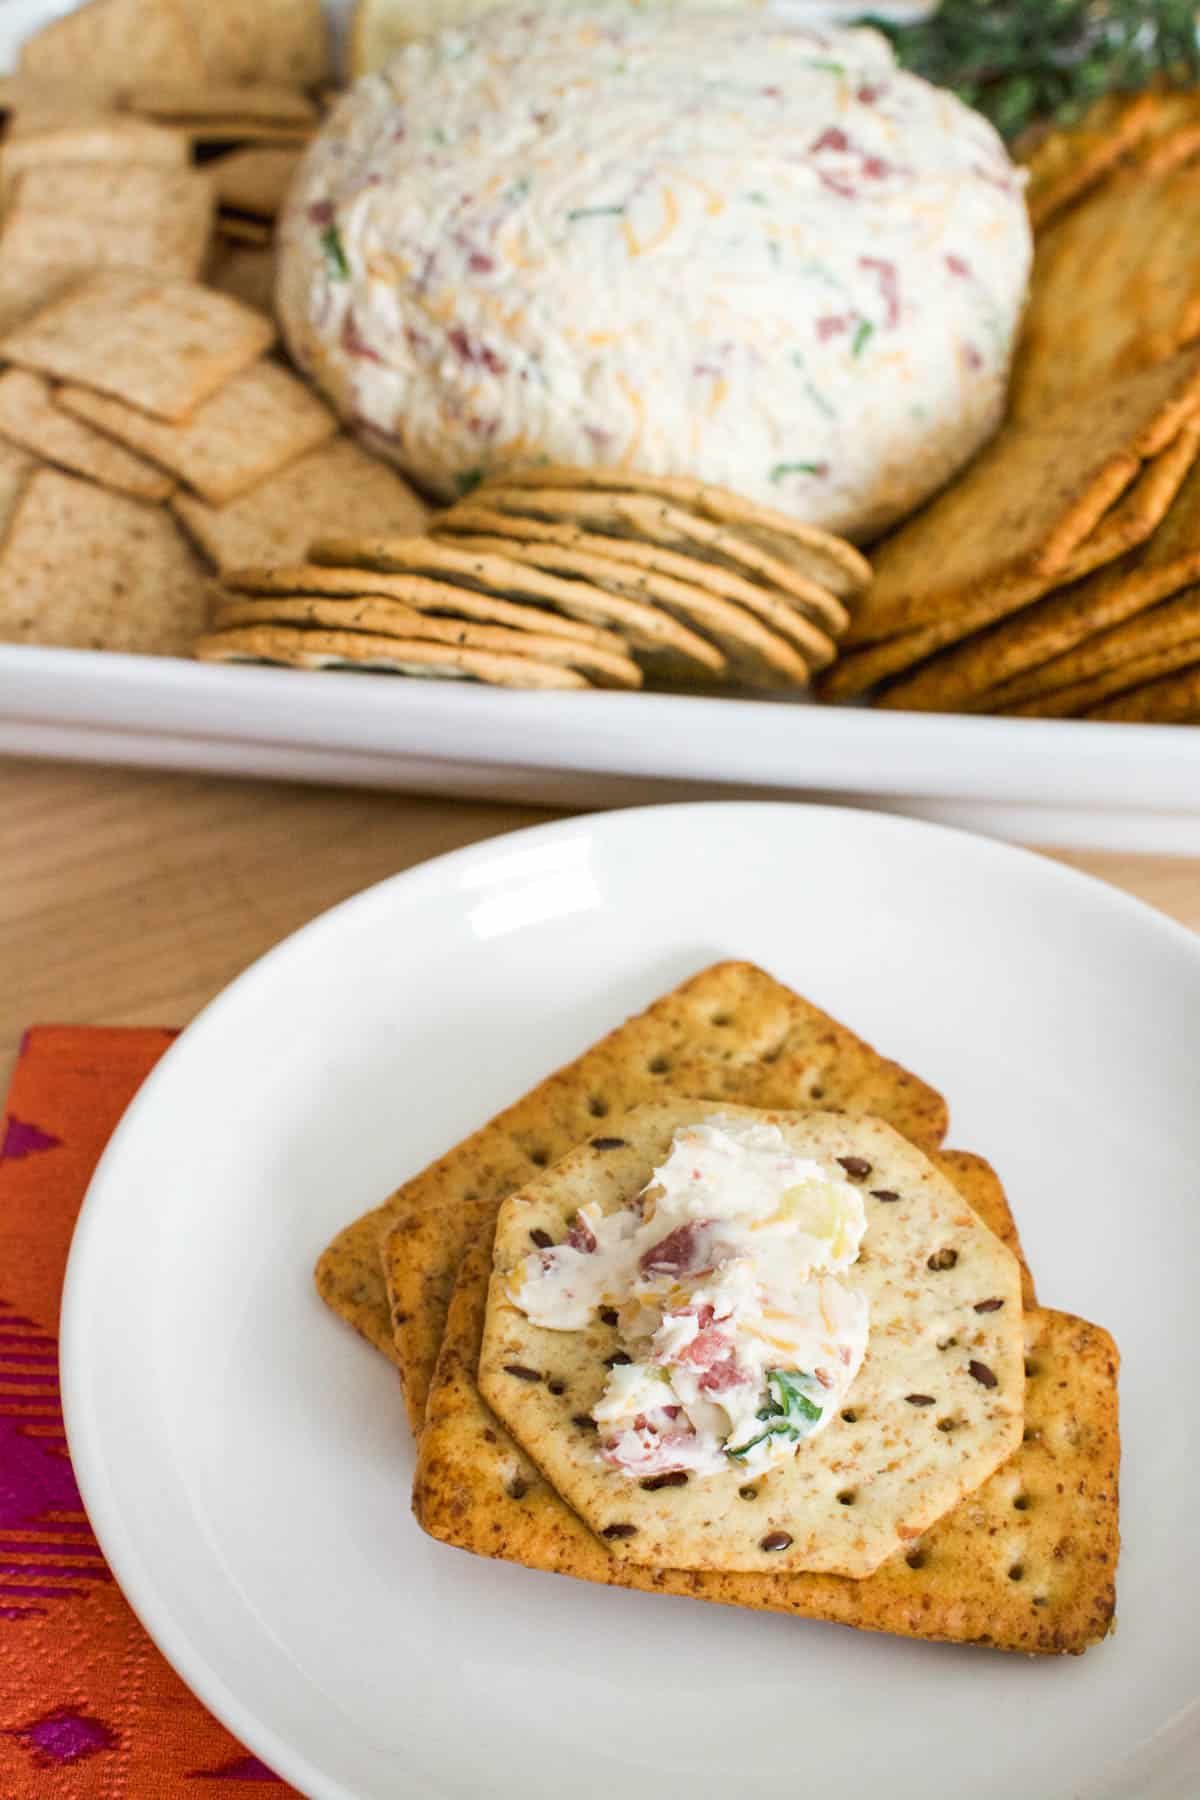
[568,204,626,221]
[454,467,485,496]
[770,462,825,483]
[852,319,874,357]
[726,1369,824,1460]
[320,224,348,281]
[861,0,1200,142]
[804,58,847,78]
[745,191,769,206]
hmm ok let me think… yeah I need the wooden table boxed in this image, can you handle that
[4,756,1200,1097]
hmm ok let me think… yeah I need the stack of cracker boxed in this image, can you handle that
[192,470,870,691]
[315,961,1120,1656]
[820,97,1200,724]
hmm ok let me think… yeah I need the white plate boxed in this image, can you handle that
[61,802,1200,1799]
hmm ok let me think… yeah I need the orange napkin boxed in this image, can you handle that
[0,1027,296,1797]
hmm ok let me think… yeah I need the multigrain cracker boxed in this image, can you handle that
[194,624,591,689]
[879,443,1200,714]
[1006,639,1200,718]
[17,0,206,104]
[0,163,213,285]
[0,467,208,654]
[1085,662,1200,722]
[206,594,642,687]
[415,1229,1118,1654]
[310,534,727,679]
[59,360,336,505]
[315,960,950,1410]
[987,589,1200,712]
[480,1103,1023,1579]
[172,439,428,569]
[435,503,849,640]
[0,370,173,501]
[223,563,627,651]
[0,272,274,422]
[844,346,1200,647]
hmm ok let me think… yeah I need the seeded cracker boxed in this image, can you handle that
[844,346,1200,647]
[0,467,208,654]
[59,361,336,506]
[415,1224,1118,1654]
[0,369,173,502]
[0,273,274,423]
[195,625,590,689]
[479,1103,1023,1579]
[173,439,428,570]
[0,163,213,285]
[205,595,641,687]
[316,961,948,1399]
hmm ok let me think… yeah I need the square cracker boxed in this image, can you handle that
[172,437,429,571]
[843,345,1200,648]
[0,369,173,502]
[18,0,206,105]
[210,148,300,220]
[0,272,275,423]
[178,0,328,88]
[59,359,336,505]
[0,467,209,655]
[0,118,187,193]
[127,83,316,126]
[0,163,213,285]
[412,1221,1118,1655]
[316,960,951,1426]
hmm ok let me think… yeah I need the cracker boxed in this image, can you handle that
[172,438,428,570]
[431,534,838,672]
[127,83,317,126]
[207,594,642,688]
[18,0,206,103]
[0,443,36,546]
[988,589,1200,713]
[210,148,300,219]
[223,564,626,652]
[436,503,849,642]
[415,1214,1117,1656]
[0,263,81,341]
[0,163,212,285]
[178,0,328,88]
[1020,91,1161,232]
[1007,639,1200,718]
[1011,166,1200,424]
[309,535,727,679]
[844,347,1200,648]
[0,370,173,502]
[0,118,187,193]
[194,624,590,689]
[184,124,315,149]
[205,243,276,318]
[0,467,208,654]
[474,487,854,630]
[59,360,336,505]
[1085,661,1200,723]
[318,959,950,1411]
[879,434,1200,714]
[480,1103,1023,1579]
[476,466,872,599]
[0,272,274,423]
[215,216,274,247]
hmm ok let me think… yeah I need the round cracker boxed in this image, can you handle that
[464,487,851,634]
[193,624,590,689]
[222,562,625,653]
[208,594,642,688]
[307,535,727,680]
[477,465,872,597]
[438,532,837,672]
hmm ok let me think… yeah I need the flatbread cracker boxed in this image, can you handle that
[195,623,590,689]
[59,360,336,505]
[1006,639,1200,718]
[178,0,328,88]
[880,439,1200,714]
[0,162,212,285]
[480,1103,1023,1579]
[1085,661,1200,723]
[414,1221,1118,1655]
[475,465,872,598]
[223,563,626,651]
[172,438,428,570]
[208,594,641,687]
[0,467,208,654]
[988,589,1200,713]
[0,369,173,501]
[318,960,950,1414]
[17,0,206,104]
[309,534,727,679]
[0,272,274,423]
[436,503,849,641]
[210,148,300,219]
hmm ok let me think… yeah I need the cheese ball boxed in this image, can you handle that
[277,4,1032,540]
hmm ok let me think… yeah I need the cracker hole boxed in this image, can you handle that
[587,1095,609,1118]
[1023,1426,1040,1443]
[840,1409,858,1424]
[1008,1563,1025,1582]
[1013,1493,1031,1511]
[648,1056,671,1075]
[936,1416,958,1434]
[1025,1359,1039,1378]
[905,1550,926,1570]
[837,1489,856,1506]
[762,1046,782,1065]
[738,1485,758,1500]
[506,1476,529,1500]
[463,1189,479,1202]
[529,1148,549,1168]
[810,1084,825,1100]
[711,1012,733,1027]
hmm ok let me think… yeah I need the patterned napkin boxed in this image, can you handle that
[0,1027,297,1797]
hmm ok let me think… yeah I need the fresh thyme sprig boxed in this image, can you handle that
[863,1,1200,140]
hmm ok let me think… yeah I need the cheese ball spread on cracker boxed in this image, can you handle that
[277,3,1032,540]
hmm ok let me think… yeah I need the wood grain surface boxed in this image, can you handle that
[3,757,1198,1098]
